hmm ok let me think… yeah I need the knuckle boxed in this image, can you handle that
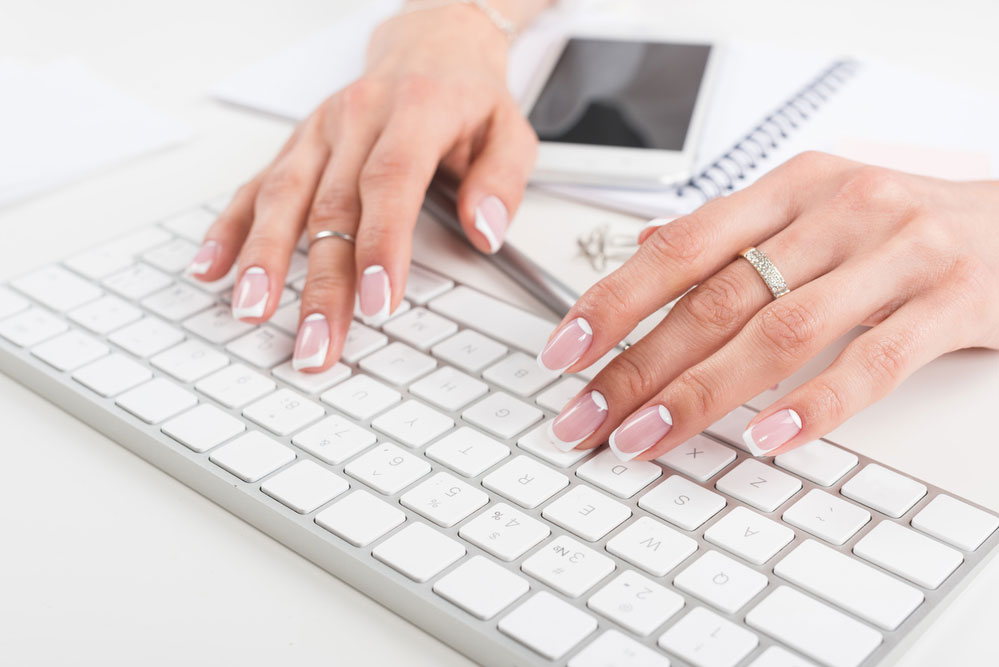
[239,232,288,260]
[302,271,354,299]
[341,79,374,113]
[576,279,636,327]
[603,351,662,399]
[308,183,359,228]
[785,150,831,172]
[810,376,849,424]
[396,73,439,105]
[679,270,751,335]
[258,166,305,201]
[672,366,719,416]
[756,299,820,358]
[644,217,707,266]
[834,165,911,213]
[359,150,411,191]
[859,332,912,384]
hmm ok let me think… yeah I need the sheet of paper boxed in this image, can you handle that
[0,59,190,208]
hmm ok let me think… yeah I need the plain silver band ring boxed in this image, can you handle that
[309,230,356,250]
[739,246,791,299]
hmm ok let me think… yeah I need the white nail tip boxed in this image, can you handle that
[546,420,581,452]
[607,430,641,462]
[741,427,772,457]
[293,343,328,371]
[474,208,501,254]
[360,266,392,326]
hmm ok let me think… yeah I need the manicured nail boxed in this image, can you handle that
[548,390,608,451]
[608,404,673,462]
[231,266,269,320]
[742,408,801,457]
[293,313,330,371]
[474,195,508,254]
[359,265,391,325]
[538,317,593,372]
[187,241,220,276]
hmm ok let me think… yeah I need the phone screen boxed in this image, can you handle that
[528,39,712,151]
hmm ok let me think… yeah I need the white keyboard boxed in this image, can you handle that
[2,198,998,667]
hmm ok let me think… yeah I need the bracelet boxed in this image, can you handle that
[398,0,518,41]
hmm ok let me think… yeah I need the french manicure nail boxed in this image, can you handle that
[292,313,330,371]
[474,195,508,254]
[742,408,802,457]
[608,404,673,462]
[187,241,220,276]
[548,390,608,451]
[359,264,391,325]
[231,266,269,320]
[538,317,593,372]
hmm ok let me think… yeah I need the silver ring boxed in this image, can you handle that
[739,246,790,299]
[309,230,356,250]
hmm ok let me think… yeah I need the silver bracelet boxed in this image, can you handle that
[398,0,518,41]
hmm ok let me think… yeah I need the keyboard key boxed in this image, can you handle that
[209,431,295,482]
[341,321,388,363]
[673,550,769,614]
[261,460,349,514]
[853,521,963,589]
[911,494,999,551]
[536,376,587,412]
[31,330,108,371]
[161,404,245,453]
[292,414,376,465]
[658,606,758,667]
[782,489,870,545]
[116,378,197,424]
[67,295,142,334]
[0,286,29,319]
[226,326,294,369]
[704,405,758,454]
[320,374,401,420]
[195,363,275,408]
[498,591,598,660]
[72,353,152,397]
[425,427,510,477]
[182,304,254,343]
[161,208,215,242]
[272,360,350,394]
[715,459,801,512]
[459,503,550,561]
[382,307,457,350]
[431,328,507,372]
[242,388,324,436]
[521,534,615,597]
[482,455,569,509]
[12,265,102,311]
[344,442,431,495]
[142,237,198,273]
[774,440,858,486]
[430,286,554,356]
[64,228,171,279]
[517,422,591,467]
[107,317,184,357]
[774,539,923,630]
[102,263,172,300]
[576,449,661,499]
[204,192,234,214]
[748,646,818,667]
[606,516,697,576]
[746,586,882,667]
[543,485,631,542]
[400,471,489,527]
[403,264,454,305]
[269,300,300,335]
[569,629,671,667]
[285,251,309,284]
[141,283,214,321]
[151,339,229,383]
[433,555,530,620]
[372,522,465,583]
[656,434,736,482]
[587,569,684,636]
[408,366,487,411]
[371,399,454,448]
[703,507,795,565]
[315,490,405,547]
[483,352,558,397]
[840,464,927,518]
[359,341,436,385]
[0,307,68,347]
[639,475,726,530]
[462,392,543,440]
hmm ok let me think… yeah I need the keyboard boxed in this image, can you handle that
[2,196,998,667]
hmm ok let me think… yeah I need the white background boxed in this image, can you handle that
[2,1,998,665]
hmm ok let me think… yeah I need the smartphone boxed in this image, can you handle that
[522,37,719,188]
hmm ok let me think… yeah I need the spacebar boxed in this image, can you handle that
[428,286,555,356]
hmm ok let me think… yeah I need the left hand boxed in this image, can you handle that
[537,151,999,461]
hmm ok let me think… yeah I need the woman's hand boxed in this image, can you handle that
[190,3,537,371]
[539,152,999,460]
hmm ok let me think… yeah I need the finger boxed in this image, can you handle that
[232,115,330,323]
[537,150,842,373]
[455,103,537,254]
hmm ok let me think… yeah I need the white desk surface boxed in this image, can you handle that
[2,1,998,665]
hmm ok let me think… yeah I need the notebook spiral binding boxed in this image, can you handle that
[677,58,861,201]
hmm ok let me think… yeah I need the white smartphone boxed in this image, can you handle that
[522,37,720,189]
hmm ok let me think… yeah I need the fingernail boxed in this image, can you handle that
[231,266,269,320]
[474,195,508,254]
[187,241,220,276]
[548,390,608,451]
[608,404,673,462]
[537,317,593,372]
[359,265,391,325]
[742,408,801,457]
[293,313,330,371]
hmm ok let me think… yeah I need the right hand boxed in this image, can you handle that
[190,3,537,371]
